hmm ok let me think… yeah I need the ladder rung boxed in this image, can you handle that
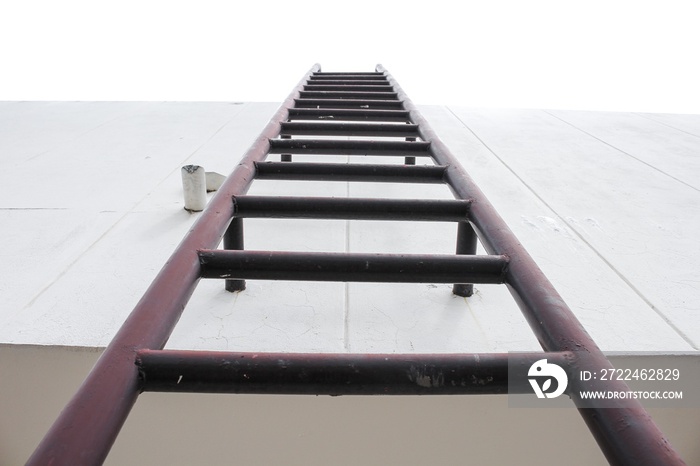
[287,108,411,122]
[304,85,392,92]
[268,139,430,156]
[313,72,385,76]
[295,99,403,109]
[232,195,470,221]
[136,350,570,395]
[198,250,509,284]
[310,74,386,81]
[280,121,419,137]
[299,91,399,100]
[254,162,446,183]
[304,79,390,86]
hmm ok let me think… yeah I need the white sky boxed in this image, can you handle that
[1,0,699,113]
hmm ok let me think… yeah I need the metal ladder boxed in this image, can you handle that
[28,65,685,465]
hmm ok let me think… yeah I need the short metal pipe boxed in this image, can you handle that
[279,134,292,162]
[223,217,245,292]
[198,249,509,284]
[181,165,207,212]
[453,221,479,297]
[232,195,470,221]
[405,136,417,165]
[137,350,571,395]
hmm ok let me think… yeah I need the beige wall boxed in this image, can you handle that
[2,345,697,465]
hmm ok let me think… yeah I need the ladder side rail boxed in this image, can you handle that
[25,64,322,466]
[376,64,685,466]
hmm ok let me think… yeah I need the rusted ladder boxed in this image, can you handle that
[28,65,685,465]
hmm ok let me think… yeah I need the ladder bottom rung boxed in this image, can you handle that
[198,250,508,284]
[136,350,572,395]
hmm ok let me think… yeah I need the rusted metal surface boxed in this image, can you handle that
[136,350,572,395]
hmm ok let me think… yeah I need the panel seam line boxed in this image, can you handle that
[446,106,698,350]
[544,110,700,194]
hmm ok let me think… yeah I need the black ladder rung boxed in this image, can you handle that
[232,195,470,221]
[304,84,392,92]
[295,99,403,109]
[303,79,390,86]
[198,250,509,284]
[287,108,411,122]
[280,121,419,137]
[268,138,430,156]
[254,162,446,183]
[310,74,386,81]
[298,91,399,100]
[313,72,385,76]
[136,350,570,395]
